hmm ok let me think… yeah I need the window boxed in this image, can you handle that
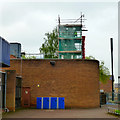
[71,55,73,59]
[61,55,64,59]
[77,31,81,37]
[75,43,81,51]
[73,28,76,30]
[77,55,82,59]
[66,28,68,30]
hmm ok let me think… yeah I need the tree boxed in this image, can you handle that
[39,27,58,58]
[85,56,110,84]
[99,61,110,84]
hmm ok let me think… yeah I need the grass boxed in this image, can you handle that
[115,110,120,115]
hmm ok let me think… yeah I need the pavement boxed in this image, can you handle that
[2,105,119,118]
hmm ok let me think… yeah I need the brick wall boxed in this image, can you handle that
[9,59,100,108]
[6,70,16,111]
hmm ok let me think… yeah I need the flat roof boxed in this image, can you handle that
[10,42,21,45]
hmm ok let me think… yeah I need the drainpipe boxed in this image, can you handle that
[4,72,7,110]
[4,72,9,112]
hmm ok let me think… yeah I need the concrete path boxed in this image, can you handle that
[2,105,118,118]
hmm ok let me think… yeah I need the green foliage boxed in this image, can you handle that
[85,55,95,60]
[22,55,36,59]
[39,27,58,58]
[85,55,110,83]
[115,110,120,114]
[99,61,110,84]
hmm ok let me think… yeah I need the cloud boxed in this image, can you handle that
[0,2,118,82]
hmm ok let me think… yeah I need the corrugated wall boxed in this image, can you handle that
[0,37,10,67]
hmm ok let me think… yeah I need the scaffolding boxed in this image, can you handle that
[59,25,82,39]
[58,14,87,59]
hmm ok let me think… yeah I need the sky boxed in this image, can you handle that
[0,2,118,83]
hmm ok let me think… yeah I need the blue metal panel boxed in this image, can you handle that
[36,97,42,109]
[51,97,57,109]
[0,37,10,67]
[2,40,10,66]
[59,97,65,109]
[43,97,49,109]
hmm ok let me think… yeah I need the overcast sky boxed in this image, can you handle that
[0,2,118,82]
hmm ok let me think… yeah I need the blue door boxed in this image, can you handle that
[51,97,57,109]
[36,97,42,109]
[59,97,64,109]
[43,97,49,109]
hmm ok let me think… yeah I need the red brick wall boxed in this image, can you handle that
[8,59,100,108]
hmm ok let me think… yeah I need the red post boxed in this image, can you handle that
[82,36,85,59]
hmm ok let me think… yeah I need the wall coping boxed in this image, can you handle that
[10,59,99,63]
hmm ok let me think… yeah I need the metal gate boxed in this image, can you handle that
[1,73,6,109]
[15,76,22,109]
[100,93,106,105]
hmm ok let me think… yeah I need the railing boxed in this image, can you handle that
[59,45,82,51]
[108,107,120,115]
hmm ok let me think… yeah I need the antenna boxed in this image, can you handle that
[58,15,60,25]
[79,12,87,37]
[80,12,84,26]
